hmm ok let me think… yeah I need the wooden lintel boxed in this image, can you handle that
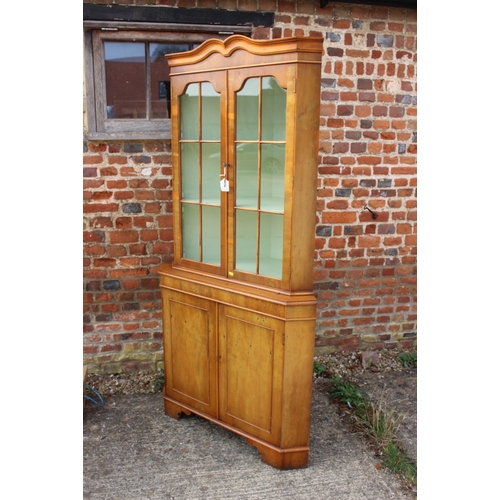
[83,4,275,28]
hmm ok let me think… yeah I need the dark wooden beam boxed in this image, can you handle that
[83,4,274,27]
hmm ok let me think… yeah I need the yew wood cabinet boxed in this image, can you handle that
[159,35,323,470]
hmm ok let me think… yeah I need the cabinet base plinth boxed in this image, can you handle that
[164,396,192,420]
[162,389,309,470]
[245,438,309,470]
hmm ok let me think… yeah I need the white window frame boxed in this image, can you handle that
[83,22,252,140]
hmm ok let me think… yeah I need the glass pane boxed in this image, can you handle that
[202,206,220,265]
[150,43,190,119]
[180,83,199,140]
[181,143,199,201]
[261,77,287,141]
[201,82,220,140]
[260,143,285,211]
[104,42,146,119]
[202,143,220,204]
[182,204,200,261]
[259,213,283,279]
[235,210,257,273]
[235,143,258,209]
[236,78,259,141]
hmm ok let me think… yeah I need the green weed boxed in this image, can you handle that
[328,376,368,407]
[384,439,417,486]
[328,375,416,489]
[313,361,326,376]
[397,351,417,368]
[152,369,165,393]
[354,398,401,444]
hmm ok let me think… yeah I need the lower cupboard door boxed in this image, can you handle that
[218,304,284,444]
[163,290,218,417]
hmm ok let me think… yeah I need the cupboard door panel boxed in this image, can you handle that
[163,291,218,417]
[219,305,284,444]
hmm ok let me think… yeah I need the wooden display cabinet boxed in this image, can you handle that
[159,35,323,470]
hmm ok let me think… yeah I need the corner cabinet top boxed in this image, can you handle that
[166,35,324,74]
[166,35,323,293]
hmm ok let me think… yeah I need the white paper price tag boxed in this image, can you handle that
[220,178,229,192]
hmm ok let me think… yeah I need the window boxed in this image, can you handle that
[84,23,252,140]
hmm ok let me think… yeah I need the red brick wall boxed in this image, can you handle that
[83,0,417,372]
[83,141,173,372]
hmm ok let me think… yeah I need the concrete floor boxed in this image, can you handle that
[83,372,416,500]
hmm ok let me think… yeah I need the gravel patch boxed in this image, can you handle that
[314,348,414,381]
[86,370,165,398]
[86,348,416,399]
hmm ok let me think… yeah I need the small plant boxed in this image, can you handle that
[152,369,165,393]
[398,351,417,368]
[328,375,416,489]
[383,439,417,486]
[328,376,368,407]
[354,399,401,444]
[313,361,326,376]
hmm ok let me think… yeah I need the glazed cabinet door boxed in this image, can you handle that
[162,290,218,417]
[171,71,228,277]
[218,304,284,445]
[228,67,291,290]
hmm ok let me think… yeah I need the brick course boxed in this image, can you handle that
[83,0,417,372]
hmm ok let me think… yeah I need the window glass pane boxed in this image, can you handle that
[235,143,258,208]
[182,204,200,261]
[260,143,285,211]
[104,42,146,119]
[150,43,190,119]
[261,77,287,141]
[235,210,257,273]
[202,206,220,265]
[181,143,199,201]
[180,83,199,140]
[259,213,283,279]
[236,78,259,141]
[202,143,220,205]
[201,82,220,140]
